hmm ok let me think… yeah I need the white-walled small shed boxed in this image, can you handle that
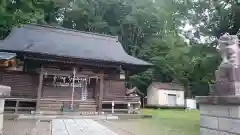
[147,82,185,107]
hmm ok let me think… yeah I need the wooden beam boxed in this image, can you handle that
[36,66,44,112]
[36,68,102,77]
[71,67,76,110]
[25,56,120,69]
[98,72,104,114]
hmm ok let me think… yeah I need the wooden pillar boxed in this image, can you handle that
[36,66,44,112]
[71,68,76,110]
[95,78,100,99]
[98,73,104,114]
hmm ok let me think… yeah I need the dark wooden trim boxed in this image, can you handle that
[37,68,103,77]
[0,70,37,75]
[103,79,127,99]
[0,50,151,74]
[25,54,121,69]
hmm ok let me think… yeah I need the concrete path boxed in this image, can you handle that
[32,120,51,135]
[51,119,117,135]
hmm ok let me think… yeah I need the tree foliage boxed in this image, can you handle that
[0,0,70,39]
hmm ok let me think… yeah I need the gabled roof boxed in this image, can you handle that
[0,52,16,60]
[126,87,144,96]
[150,82,184,91]
[0,24,152,66]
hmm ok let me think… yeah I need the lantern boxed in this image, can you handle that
[120,71,125,80]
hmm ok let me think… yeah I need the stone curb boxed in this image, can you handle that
[17,114,119,120]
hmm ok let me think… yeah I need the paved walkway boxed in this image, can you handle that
[52,119,117,135]
[3,120,37,135]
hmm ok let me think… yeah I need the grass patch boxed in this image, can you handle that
[105,109,200,135]
[142,109,200,135]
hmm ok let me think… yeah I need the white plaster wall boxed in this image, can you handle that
[186,99,197,109]
[147,86,159,105]
[158,89,185,106]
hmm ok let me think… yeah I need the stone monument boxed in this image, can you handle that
[211,33,240,95]
[197,33,240,135]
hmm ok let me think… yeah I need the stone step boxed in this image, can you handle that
[39,100,97,112]
[80,103,96,105]
[40,107,61,111]
[78,104,97,107]
[40,105,62,108]
[31,120,51,135]
[77,108,97,111]
[40,101,66,103]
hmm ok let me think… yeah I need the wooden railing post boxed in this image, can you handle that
[128,103,131,114]
[111,101,115,114]
[139,101,141,109]
[15,100,19,114]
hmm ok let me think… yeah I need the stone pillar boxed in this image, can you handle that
[0,85,11,134]
[0,100,4,135]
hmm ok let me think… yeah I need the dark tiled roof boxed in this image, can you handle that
[151,82,184,91]
[0,52,16,60]
[0,24,152,66]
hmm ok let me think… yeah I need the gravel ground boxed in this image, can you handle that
[3,120,37,135]
[3,119,50,135]
[97,120,134,135]
[32,120,51,135]
[98,119,178,135]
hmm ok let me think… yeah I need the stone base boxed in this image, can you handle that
[214,66,240,96]
[197,96,240,135]
[210,82,240,96]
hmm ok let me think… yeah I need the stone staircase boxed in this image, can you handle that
[39,100,63,112]
[76,100,97,112]
[39,99,97,114]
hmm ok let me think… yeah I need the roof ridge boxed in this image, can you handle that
[23,24,118,41]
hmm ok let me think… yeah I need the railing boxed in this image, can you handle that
[102,96,141,114]
[5,98,37,113]
[4,96,141,114]
[4,97,96,114]
[103,96,141,102]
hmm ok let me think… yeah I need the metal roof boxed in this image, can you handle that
[151,82,184,91]
[0,52,16,60]
[0,24,152,66]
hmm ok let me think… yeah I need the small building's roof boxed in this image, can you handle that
[126,87,144,96]
[0,24,152,66]
[0,52,16,60]
[150,82,184,91]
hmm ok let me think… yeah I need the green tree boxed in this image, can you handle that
[0,0,70,39]
[0,0,223,97]
[0,0,45,39]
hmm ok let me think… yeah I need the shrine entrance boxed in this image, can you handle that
[41,68,99,101]
[79,77,88,101]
